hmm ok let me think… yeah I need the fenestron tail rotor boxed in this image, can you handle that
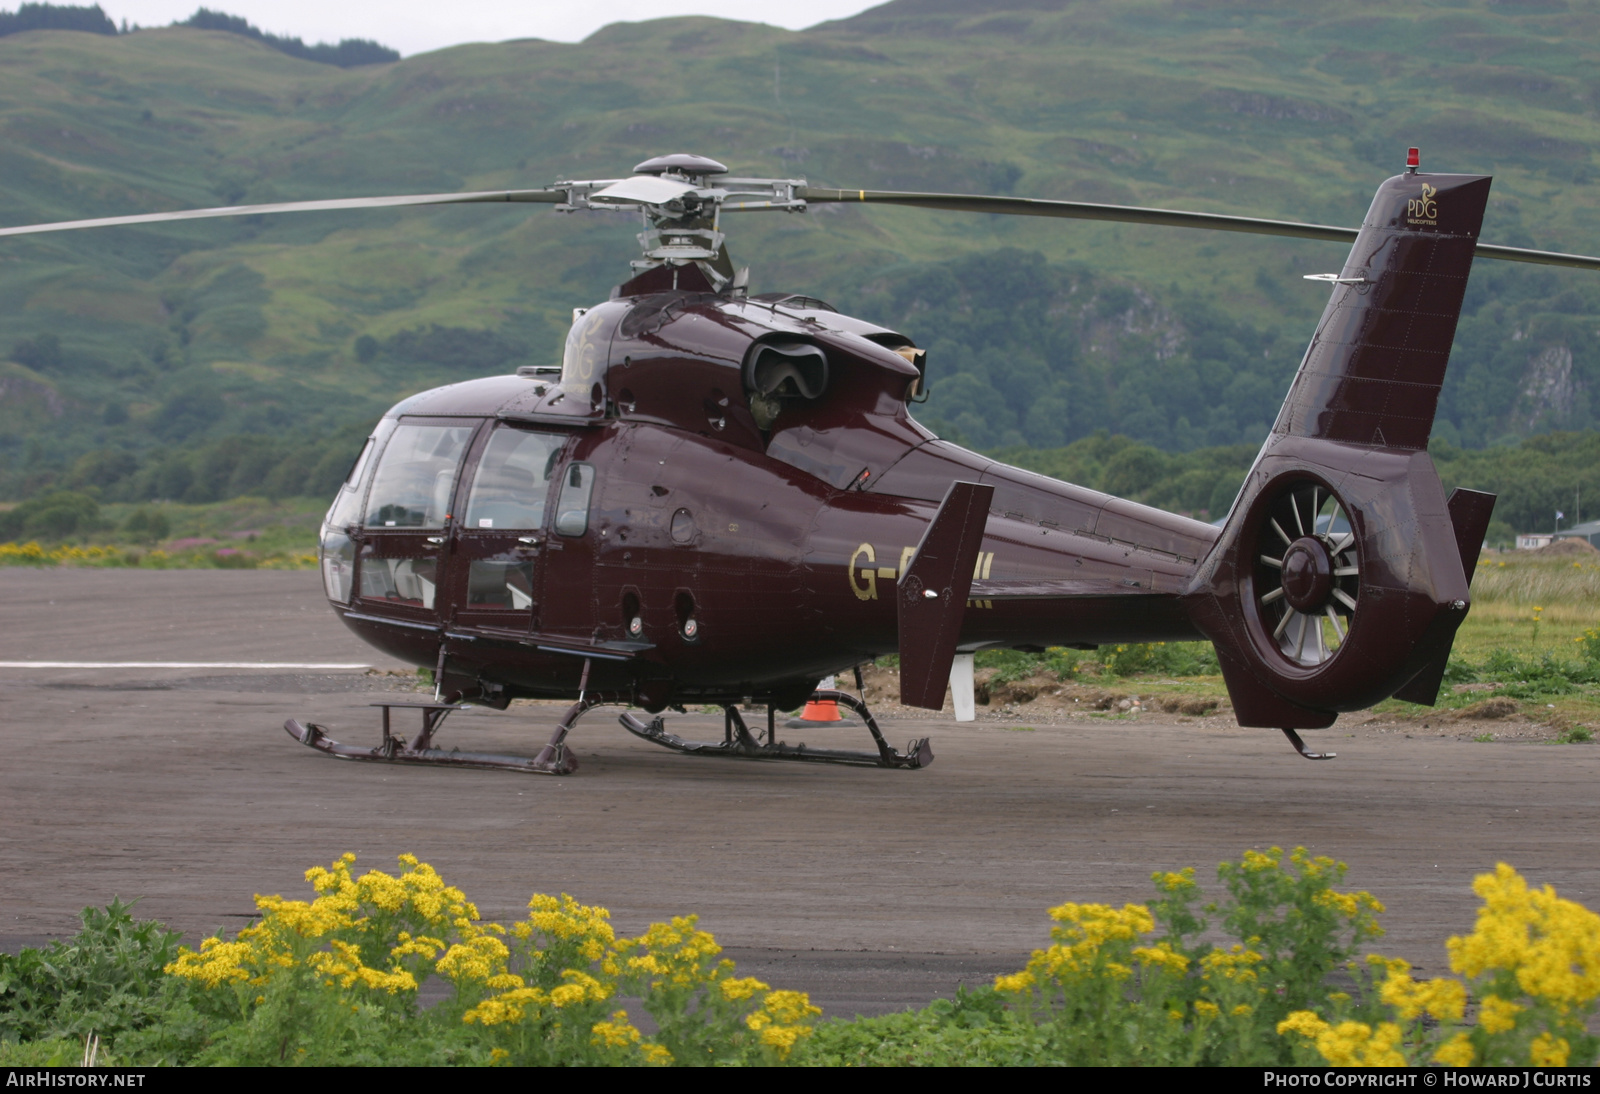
[1253,481,1360,669]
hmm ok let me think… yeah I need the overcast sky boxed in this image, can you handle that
[96,2,883,56]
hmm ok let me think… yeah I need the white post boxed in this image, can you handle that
[950,653,976,722]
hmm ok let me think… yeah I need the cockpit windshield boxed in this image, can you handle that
[364,422,474,528]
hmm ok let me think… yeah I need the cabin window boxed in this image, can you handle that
[463,428,565,530]
[467,555,535,609]
[554,462,596,536]
[325,419,394,531]
[359,554,439,609]
[320,530,355,604]
[363,423,474,529]
[670,508,696,544]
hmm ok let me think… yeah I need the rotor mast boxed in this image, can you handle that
[555,153,806,291]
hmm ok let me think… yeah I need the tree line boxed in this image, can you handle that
[0,4,398,66]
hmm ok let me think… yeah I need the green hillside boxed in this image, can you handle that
[2,0,1600,524]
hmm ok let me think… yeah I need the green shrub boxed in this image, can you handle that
[1105,641,1220,677]
[121,508,170,544]
[0,491,102,542]
[0,899,181,1047]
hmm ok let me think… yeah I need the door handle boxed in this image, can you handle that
[517,536,541,546]
[425,536,445,545]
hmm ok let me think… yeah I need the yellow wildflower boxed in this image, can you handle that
[165,937,254,987]
[1317,1021,1407,1067]
[1448,863,1600,1007]
[761,989,822,1026]
[1380,970,1467,1023]
[591,1011,643,1049]
[718,975,769,1002]
[1478,994,1522,1034]
[1132,942,1189,976]
[993,971,1034,994]
[462,987,549,1026]
[1200,945,1264,983]
[1242,847,1281,872]
[1530,1033,1570,1067]
[1278,1010,1329,1039]
[1433,1033,1475,1067]
[1152,868,1198,895]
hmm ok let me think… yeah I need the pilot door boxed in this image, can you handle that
[353,418,475,625]
[446,425,567,634]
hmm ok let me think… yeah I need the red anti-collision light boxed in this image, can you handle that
[1406,147,1421,169]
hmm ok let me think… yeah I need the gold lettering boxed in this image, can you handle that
[849,543,878,601]
[900,545,917,577]
[1406,184,1439,225]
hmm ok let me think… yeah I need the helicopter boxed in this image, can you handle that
[9,149,1600,776]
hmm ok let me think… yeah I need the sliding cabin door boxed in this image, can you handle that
[446,425,568,636]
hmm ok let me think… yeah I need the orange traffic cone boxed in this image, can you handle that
[786,675,858,727]
[795,696,842,722]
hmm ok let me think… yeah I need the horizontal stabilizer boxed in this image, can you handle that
[898,481,993,710]
[970,577,1162,600]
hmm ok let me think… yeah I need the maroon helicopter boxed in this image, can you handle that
[9,150,1597,775]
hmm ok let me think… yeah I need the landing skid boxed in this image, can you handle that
[283,666,931,775]
[284,691,622,776]
[620,691,933,770]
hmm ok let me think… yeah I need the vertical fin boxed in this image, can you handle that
[898,481,993,710]
[1274,174,1491,451]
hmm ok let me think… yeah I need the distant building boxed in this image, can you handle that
[1515,520,1600,550]
[1555,519,1600,549]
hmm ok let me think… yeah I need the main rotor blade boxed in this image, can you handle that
[0,189,567,239]
[798,187,1600,271]
[1472,242,1600,272]
[797,186,1359,243]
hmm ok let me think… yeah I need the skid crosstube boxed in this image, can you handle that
[619,691,933,769]
[285,717,560,774]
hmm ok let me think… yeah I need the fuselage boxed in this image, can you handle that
[318,282,1219,710]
